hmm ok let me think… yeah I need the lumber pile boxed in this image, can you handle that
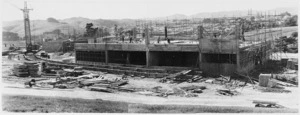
[109,80,128,87]
[12,61,41,77]
[24,61,40,77]
[216,89,239,96]
[12,64,29,77]
[160,70,204,83]
[89,87,114,93]
[180,85,206,93]
[253,100,285,108]
[165,70,191,79]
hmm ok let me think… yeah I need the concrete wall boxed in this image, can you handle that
[75,39,238,53]
[148,44,199,52]
[199,39,238,53]
[75,43,146,51]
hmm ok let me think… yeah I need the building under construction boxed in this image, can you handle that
[74,15,286,76]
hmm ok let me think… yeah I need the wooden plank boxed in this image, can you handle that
[89,87,114,93]
[253,100,277,105]
[166,70,191,79]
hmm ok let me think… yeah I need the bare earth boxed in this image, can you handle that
[2,55,298,109]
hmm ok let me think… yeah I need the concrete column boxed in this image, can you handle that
[105,40,109,64]
[145,26,150,67]
[145,27,150,46]
[235,24,241,71]
[126,53,130,64]
[74,42,77,64]
[105,50,108,64]
[146,50,150,67]
[198,26,203,69]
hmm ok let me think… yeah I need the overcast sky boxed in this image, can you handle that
[1,0,299,21]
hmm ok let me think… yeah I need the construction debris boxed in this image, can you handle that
[180,85,206,93]
[273,73,298,85]
[89,87,114,93]
[216,89,240,96]
[165,70,191,79]
[256,86,291,93]
[160,70,204,83]
[253,100,285,108]
[187,75,203,83]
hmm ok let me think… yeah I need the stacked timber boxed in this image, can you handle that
[24,61,40,77]
[12,64,29,77]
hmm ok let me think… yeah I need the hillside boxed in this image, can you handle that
[2,17,136,37]
[2,7,297,37]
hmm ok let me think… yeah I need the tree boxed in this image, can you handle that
[84,23,98,37]
[118,27,124,35]
[279,12,291,17]
[114,24,118,37]
[52,29,61,35]
[203,18,211,23]
[284,15,298,26]
[103,28,110,36]
[47,17,59,23]
[291,32,298,38]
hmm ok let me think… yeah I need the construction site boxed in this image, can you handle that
[2,1,299,113]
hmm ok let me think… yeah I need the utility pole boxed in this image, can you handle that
[21,1,33,53]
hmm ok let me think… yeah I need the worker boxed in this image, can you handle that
[213,33,217,38]
[121,34,125,43]
[122,75,127,80]
[129,35,133,43]
[25,79,36,88]
[167,37,171,44]
[157,36,160,43]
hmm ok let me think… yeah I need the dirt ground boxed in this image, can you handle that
[1,54,299,110]
[3,95,297,113]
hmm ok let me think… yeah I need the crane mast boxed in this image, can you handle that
[21,1,33,53]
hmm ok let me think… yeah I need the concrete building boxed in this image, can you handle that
[74,24,278,76]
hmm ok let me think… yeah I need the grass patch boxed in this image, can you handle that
[2,94,128,113]
[128,104,298,113]
[2,94,298,113]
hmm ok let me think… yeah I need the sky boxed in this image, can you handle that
[1,0,299,21]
